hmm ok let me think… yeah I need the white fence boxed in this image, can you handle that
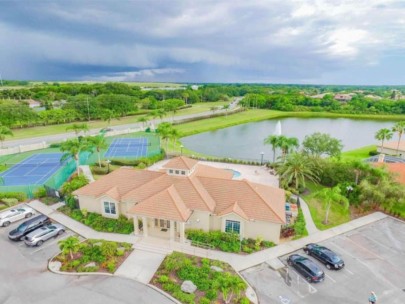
[0,141,49,156]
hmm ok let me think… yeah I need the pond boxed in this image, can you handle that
[181,117,398,162]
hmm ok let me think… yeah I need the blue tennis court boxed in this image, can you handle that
[0,153,67,186]
[104,138,148,158]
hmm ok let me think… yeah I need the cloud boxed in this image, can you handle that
[0,0,404,84]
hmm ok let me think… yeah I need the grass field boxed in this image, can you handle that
[302,182,351,230]
[341,145,376,160]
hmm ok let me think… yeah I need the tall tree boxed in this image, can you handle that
[302,132,343,158]
[276,152,320,190]
[0,125,13,148]
[375,128,393,153]
[278,136,299,158]
[89,135,108,168]
[392,121,405,155]
[157,122,173,154]
[315,186,349,224]
[264,135,280,163]
[60,137,93,175]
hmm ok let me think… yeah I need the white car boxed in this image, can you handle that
[0,207,36,227]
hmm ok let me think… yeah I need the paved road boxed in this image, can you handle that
[0,216,174,304]
[3,97,243,148]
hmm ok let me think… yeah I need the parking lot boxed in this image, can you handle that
[242,217,405,304]
[0,206,174,304]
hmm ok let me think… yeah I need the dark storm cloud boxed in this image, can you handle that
[0,0,405,84]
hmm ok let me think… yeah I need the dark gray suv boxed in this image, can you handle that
[8,215,51,241]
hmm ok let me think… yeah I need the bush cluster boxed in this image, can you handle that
[186,229,275,254]
[60,207,134,234]
[0,192,27,202]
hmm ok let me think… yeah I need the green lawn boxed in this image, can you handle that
[302,182,351,230]
[341,145,376,161]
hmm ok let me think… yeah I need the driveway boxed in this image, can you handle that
[0,215,174,304]
[242,217,405,304]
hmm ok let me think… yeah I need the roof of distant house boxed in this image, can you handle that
[374,162,405,184]
[73,156,286,224]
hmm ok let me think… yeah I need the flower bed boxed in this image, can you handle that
[186,229,275,254]
[152,252,250,304]
[54,236,133,273]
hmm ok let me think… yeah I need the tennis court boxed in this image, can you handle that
[104,138,149,158]
[0,153,67,186]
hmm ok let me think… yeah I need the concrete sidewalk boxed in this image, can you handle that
[297,196,320,235]
[28,200,388,273]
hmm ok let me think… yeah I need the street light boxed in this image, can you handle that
[260,152,264,165]
[106,159,111,173]
[180,145,184,155]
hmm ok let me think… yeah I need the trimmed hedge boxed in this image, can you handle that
[0,192,27,202]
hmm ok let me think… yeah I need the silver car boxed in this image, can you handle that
[0,207,36,227]
[24,223,66,246]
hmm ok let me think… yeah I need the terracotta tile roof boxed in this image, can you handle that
[163,156,198,170]
[73,168,163,199]
[75,156,285,224]
[197,177,286,224]
[218,202,249,220]
[129,185,192,222]
[374,162,405,184]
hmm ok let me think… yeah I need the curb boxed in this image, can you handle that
[147,283,182,304]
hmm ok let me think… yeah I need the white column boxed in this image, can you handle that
[179,222,185,243]
[142,216,148,237]
[170,220,175,241]
[133,216,139,235]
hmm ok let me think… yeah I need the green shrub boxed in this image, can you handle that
[205,290,217,301]
[106,261,117,273]
[239,297,250,304]
[162,282,179,293]
[91,166,108,175]
[158,275,169,284]
[172,290,195,304]
[199,297,211,304]
[261,240,275,248]
[242,246,253,254]
[33,187,47,198]
[293,209,308,238]
[0,192,27,202]
[1,198,18,207]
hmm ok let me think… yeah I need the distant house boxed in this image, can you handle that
[73,156,286,244]
[334,94,352,102]
[374,162,405,185]
[378,141,405,159]
[364,94,382,100]
[26,99,41,108]
[311,93,327,99]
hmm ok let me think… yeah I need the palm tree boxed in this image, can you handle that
[315,186,349,224]
[275,153,320,190]
[0,125,13,148]
[169,128,179,154]
[157,122,173,154]
[264,135,280,163]
[137,116,149,129]
[58,236,80,260]
[278,136,299,159]
[66,123,89,137]
[375,128,393,153]
[89,135,108,168]
[60,137,94,175]
[392,121,405,155]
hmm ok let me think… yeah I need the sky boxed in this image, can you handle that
[1,0,405,85]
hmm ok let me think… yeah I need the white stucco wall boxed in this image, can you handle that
[186,210,210,231]
[78,195,121,219]
[244,220,281,244]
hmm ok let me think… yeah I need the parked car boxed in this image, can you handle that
[0,207,36,227]
[24,223,66,246]
[303,243,345,270]
[287,254,325,283]
[8,215,51,241]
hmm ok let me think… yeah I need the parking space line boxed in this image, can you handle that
[344,268,354,275]
[324,273,336,283]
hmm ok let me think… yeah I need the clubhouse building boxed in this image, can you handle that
[73,156,286,243]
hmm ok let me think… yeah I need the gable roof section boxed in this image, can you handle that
[197,176,286,224]
[193,164,233,179]
[163,156,198,170]
[129,185,192,222]
[218,201,249,220]
[73,168,163,200]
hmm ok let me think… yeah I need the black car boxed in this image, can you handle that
[303,243,345,270]
[8,215,51,241]
[287,254,325,283]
